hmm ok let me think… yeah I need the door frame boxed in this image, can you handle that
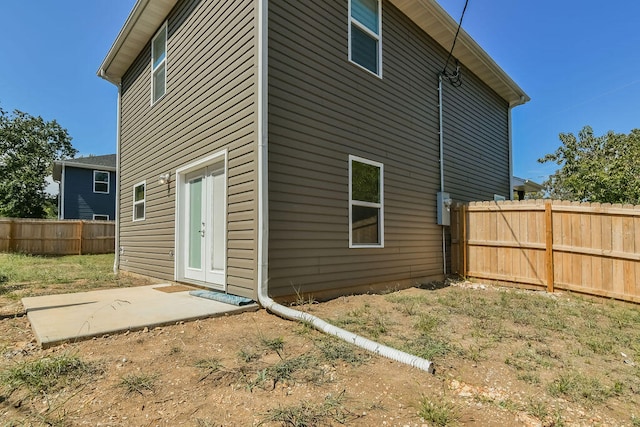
[174,149,228,289]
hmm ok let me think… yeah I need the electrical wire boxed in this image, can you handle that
[441,0,469,87]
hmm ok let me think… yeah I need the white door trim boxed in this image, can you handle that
[174,149,228,289]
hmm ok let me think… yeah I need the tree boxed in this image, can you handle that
[538,126,640,204]
[0,107,76,218]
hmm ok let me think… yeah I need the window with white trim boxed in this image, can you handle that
[93,170,109,194]
[349,155,384,247]
[151,23,167,104]
[133,182,146,221]
[349,0,382,76]
[93,214,109,221]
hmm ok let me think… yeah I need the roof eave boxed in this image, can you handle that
[389,0,529,106]
[97,0,178,85]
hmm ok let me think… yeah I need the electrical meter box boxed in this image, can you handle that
[437,192,452,226]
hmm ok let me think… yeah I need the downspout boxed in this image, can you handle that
[113,84,122,274]
[255,0,434,373]
[438,74,446,276]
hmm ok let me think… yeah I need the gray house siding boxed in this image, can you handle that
[62,168,115,220]
[441,68,510,202]
[118,0,258,298]
[268,0,451,298]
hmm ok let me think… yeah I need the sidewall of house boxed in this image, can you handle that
[117,0,259,299]
[63,168,116,220]
[266,0,510,299]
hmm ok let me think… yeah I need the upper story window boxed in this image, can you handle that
[151,23,167,104]
[349,155,384,247]
[133,181,146,221]
[349,0,382,76]
[93,170,109,194]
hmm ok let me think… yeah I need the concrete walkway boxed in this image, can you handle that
[22,284,258,348]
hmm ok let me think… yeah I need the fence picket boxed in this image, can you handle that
[453,200,640,304]
[0,219,115,256]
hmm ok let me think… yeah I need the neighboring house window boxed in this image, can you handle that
[349,0,382,76]
[93,214,109,220]
[93,170,110,194]
[133,182,146,221]
[349,155,384,247]
[151,23,167,104]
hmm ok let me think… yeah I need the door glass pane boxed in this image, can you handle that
[188,177,202,269]
[210,169,225,271]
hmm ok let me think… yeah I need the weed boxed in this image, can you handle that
[0,353,95,395]
[269,354,319,384]
[547,372,612,403]
[403,335,454,360]
[417,396,459,427]
[414,313,439,335]
[527,400,549,420]
[631,414,640,427]
[195,358,222,380]
[238,347,260,363]
[260,335,285,357]
[517,372,541,385]
[260,391,356,426]
[291,286,317,308]
[314,337,367,366]
[119,373,158,395]
[169,346,182,355]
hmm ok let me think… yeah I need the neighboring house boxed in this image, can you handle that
[513,176,544,200]
[52,154,116,220]
[98,0,528,301]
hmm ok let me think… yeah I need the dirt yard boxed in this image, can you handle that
[0,255,639,426]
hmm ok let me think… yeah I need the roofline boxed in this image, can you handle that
[389,0,529,106]
[98,0,529,105]
[54,160,117,172]
[98,0,178,85]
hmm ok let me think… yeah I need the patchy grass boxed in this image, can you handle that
[417,396,459,427]
[0,353,96,396]
[259,391,357,426]
[119,373,158,395]
[0,253,151,313]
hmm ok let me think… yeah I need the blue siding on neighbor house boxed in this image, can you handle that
[62,167,116,220]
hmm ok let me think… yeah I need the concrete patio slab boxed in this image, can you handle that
[22,284,258,348]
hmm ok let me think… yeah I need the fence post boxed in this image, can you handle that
[461,204,467,277]
[9,219,16,252]
[545,201,554,292]
[77,221,84,256]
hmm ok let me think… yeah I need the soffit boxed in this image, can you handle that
[389,0,529,106]
[98,0,178,84]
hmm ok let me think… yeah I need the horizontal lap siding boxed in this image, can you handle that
[119,0,258,298]
[442,66,510,202]
[267,0,451,298]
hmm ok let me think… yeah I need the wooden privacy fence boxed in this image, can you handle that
[451,200,640,304]
[0,218,115,256]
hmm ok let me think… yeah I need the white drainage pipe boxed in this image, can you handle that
[256,0,433,375]
[257,289,435,374]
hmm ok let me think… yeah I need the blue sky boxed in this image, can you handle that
[1,1,639,188]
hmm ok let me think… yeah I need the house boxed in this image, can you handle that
[98,0,529,302]
[52,154,116,220]
[513,176,544,200]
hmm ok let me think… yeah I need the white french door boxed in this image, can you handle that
[182,161,226,288]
